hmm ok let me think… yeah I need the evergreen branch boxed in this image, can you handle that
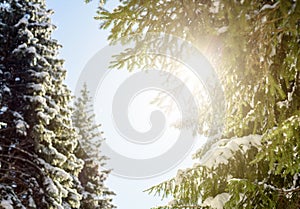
[279,187,300,194]
[0,154,44,174]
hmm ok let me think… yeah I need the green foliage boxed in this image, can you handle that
[254,116,300,177]
[94,0,300,208]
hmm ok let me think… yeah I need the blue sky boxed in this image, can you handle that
[46,1,205,208]
[47,0,108,91]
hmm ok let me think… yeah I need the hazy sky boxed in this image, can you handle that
[47,1,205,208]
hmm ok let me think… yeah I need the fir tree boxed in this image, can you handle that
[90,0,300,208]
[73,83,115,209]
[0,0,83,208]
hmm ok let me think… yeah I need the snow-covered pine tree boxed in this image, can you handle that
[73,83,115,209]
[91,0,300,208]
[0,0,83,208]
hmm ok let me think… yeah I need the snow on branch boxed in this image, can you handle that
[201,193,231,209]
[0,1,11,12]
[199,135,262,169]
[259,2,280,12]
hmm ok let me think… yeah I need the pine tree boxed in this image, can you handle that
[0,0,83,208]
[73,83,115,209]
[91,0,300,208]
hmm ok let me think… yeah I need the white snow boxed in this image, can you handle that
[261,16,267,23]
[40,144,67,166]
[3,85,10,93]
[0,199,14,209]
[86,182,95,190]
[0,1,11,12]
[292,173,299,189]
[28,196,36,208]
[261,182,276,191]
[270,45,276,57]
[288,92,293,102]
[28,83,45,92]
[14,14,31,27]
[13,111,23,119]
[0,106,8,113]
[37,159,74,200]
[12,44,36,55]
[15,120,27,129]
[32,71,49,79]
[201,193,231,209]
[54,179,68,197]
[9,144,16,150]
[15,119,29,136]
[199,135,262,169]
[21,28,34,39]
[47,107,58,117]
[277,101,288,108]
[217,26,228,34]
[1,121,8,128]
[65,188,81,208]
[260,2,279,12]
[54,168,72,182]
[37,111,51,124]
[29,95,47,106]
[44,177,59,197]
[12,43,27,54]
[27,46,37,54]
[209,0,220,14]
